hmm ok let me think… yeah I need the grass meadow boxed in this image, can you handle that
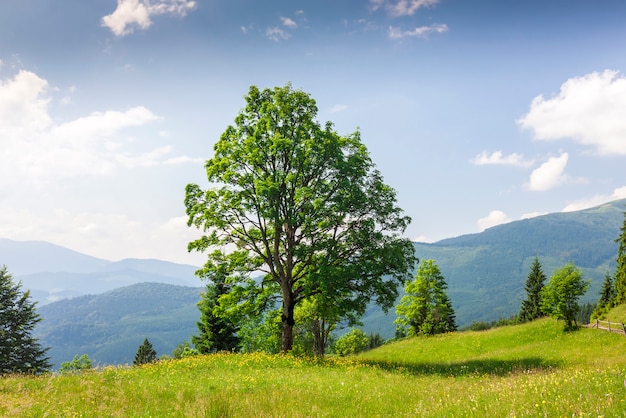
[2,318,625,417]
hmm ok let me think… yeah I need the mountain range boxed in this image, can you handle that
[2,198,625,367]
[362,198,625,338]
[0,238,198,304]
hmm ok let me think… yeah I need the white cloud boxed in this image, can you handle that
[266,27,291,41]
[471,150,533,167]
[52,107,158,140]
[0,70,51,132]
[372,0,440,17]
[562,186,626,212]
[525,153,569,191]
[0,69,197,189]
[413,235,434,243]
[388,24,448,40]
[102,0,196,37]
[281,17,297,29]
[478,210,511,231]
[329,104,348,113]
[518,70,626,155]
[520,211,546,220]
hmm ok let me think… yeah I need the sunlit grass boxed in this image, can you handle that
[1,318,625,417]
[606,303,626,324]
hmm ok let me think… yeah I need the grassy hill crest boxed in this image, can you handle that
[6,318,626,416]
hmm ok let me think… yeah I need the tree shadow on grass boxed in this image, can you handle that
[358,357,563,377]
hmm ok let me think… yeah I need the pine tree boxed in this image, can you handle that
[591,271,614,320]
[0,265,50,374]
[192,281,239,353]
[442,293,457,331]
[133,338,157,365]
[395,259,457,336]
[518,257,547,323]
[613,210,626,305]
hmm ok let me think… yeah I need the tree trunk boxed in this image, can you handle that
[312,319,325,357]
[281,289,295,353]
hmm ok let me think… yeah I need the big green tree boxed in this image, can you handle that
[0,265,50,374]
[518,257,547,323]
[613,210,626,305]
[395,259,457,337]
[540,263,590,330]
[185,84,416,353]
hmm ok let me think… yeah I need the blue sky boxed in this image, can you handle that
[1,0,626,265]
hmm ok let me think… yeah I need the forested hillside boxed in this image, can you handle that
[360,199,625,337]
[34,283,203,368]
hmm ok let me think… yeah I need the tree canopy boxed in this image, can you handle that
[395,259,457,337]
[185,84,416,352]
[540,263,589,330]
[0,265,50,374]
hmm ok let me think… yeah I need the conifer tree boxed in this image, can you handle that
[133,338,157,365]
[395,259,457,336]
[192,277,239,354]
[0,265,50,374]
[613,210,626,305]
[518,257,547,322]
[591,271,614,320]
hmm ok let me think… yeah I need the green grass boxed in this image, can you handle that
[2,318,626,417]
[606,303,626,323]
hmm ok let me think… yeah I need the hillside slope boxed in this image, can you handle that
[34,282,203,368]
[360,199,625,337]
[7,319,626,417]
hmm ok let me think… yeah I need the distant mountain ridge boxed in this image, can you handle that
[0,238,199,304]
[360,198,626,337]
[0,238,109,275]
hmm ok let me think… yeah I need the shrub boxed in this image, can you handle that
[333,329,369,357]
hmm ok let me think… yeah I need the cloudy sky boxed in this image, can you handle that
[1,0,626,265]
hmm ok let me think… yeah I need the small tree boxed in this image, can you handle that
[540,263,590,330]
[192,275,239,353]
[172,341,199,359]
[591,271,615,320]
[395,259,457,336]
[134,338,157,365]
[0,265,50,374]
[237,309,282,354]
[518,257,547,322]
[60,354,93,373]
[333,328,369,357]
[612,210,626,304]
[368,332,385,349]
